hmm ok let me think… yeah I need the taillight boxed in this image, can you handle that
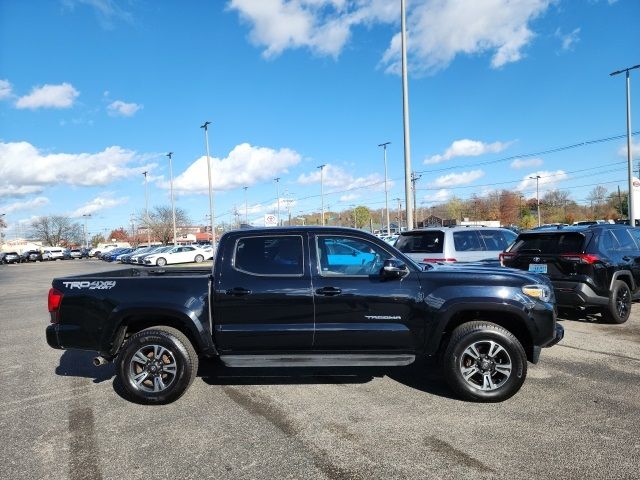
[423,258,457,263]
[560,253,599,264]
[48,288,63,324]
[499,252,515,266]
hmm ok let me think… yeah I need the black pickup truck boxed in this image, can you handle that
[46,227,563,404]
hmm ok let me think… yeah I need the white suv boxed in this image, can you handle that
[394,227,517,264]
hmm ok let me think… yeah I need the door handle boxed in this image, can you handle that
[226,287,252,296]
[623,256,632,261]
[316,286,342,296]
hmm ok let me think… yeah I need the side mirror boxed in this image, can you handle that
[381,258,408,279]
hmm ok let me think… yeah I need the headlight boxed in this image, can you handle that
[522,284,552,302]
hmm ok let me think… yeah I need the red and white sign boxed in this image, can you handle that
[264,214,278,227]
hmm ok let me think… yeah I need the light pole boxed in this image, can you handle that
[243,186,249,225]
[401,0,414,231]
[82,214,91,248]
[395,197,402,230]
[166,152,178,246]
[411,171,422,229]
[529,175,542,227]
[200,121,216,245]
[0,213,5,246]
[378,142,391,236]
[274,177,281,226]
[610,64,639,226]
[317,164,326,225]
[142,171,151,245]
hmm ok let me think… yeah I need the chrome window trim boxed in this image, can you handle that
[232,234,305,277]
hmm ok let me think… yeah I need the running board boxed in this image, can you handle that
[219,354,416,368]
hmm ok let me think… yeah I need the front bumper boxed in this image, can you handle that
[531,324,564,363]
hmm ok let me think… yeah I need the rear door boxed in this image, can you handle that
[213,233,314,352]
[451,230,487,262]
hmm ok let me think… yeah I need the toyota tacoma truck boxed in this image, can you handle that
[46,227,563,404]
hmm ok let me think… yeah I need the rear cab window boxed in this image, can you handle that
[395,230,444,253]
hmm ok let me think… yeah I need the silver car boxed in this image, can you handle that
[394,226,517,264]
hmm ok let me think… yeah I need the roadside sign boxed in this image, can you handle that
[264,214,278,227]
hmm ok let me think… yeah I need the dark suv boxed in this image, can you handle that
[500,224,640,323]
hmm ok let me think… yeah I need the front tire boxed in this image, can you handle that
[156,257,167,267]
[194,254,204,263]
[601,280,631,324]
[116,326,198,404]
[442,321,527,402]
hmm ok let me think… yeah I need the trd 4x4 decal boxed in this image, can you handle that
[62,281,116,290]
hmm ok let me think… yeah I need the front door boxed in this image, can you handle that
[214,233,314,352]
[311,234,424,351]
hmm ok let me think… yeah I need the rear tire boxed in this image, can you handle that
[442,321,527,402]
[116,326,198,404]
[156,257,167,267]
[601,280,631,324]
[194,254,204,263]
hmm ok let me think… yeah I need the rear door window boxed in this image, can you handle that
[610,229,637,252]
[510,233,586,254]
[395,231,444,253]
[453,231,484,251]
[234,236,304,276]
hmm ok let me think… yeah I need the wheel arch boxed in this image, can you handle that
[610,271,635,292]
[428,305,535,363]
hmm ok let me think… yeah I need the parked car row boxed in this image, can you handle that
[0,248,90,264]
[392,223,639,324]
[95,244,215,266]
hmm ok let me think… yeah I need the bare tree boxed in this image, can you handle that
[31,216,83,246]
[137,206,191,245]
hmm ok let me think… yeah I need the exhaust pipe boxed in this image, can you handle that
[93,356,108,367]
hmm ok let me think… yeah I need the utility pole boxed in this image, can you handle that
[529,175,542,227]
[378,142,392,236]
[618,185,623,218]
[318,164,326,225]
[395,197,402,230]
[142,171,151,245]
[200,121,216,245]
[274,177,281,225]
[243,186,249,225]
[166,152,178,246]
[610,64,639,226]
[82,214,91,248]
[129,214,135,245]
[400,0,414,230]
[350,205,357,228]
[411,172,422,229]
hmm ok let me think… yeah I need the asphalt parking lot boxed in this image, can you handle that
[1,260,639,480]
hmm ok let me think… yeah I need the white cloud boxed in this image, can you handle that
[0,79,12,100]
[0,141,157,198]
[230,1,554,74]
[172,143,301,194]
[555,27,580,51]
[297,164,387,193]
[339,193,360,202]
[430,170,485,187]
[62,0,133,28]
[0,197,50,214]
[70,195,128,217]
[517,170,568,191]
[383,0,554,74]
[423,189,450,203]
[618,141,640,158]
[15,82,79,109]
[425,139,509,164]
[107,100,143,117]
[510,157,543,169]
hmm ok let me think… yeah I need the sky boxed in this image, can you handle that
[1,0,639,239]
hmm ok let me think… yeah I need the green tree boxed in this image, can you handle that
[91,233,105,247]
[353,206,371,229]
